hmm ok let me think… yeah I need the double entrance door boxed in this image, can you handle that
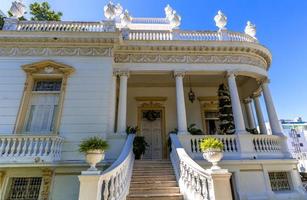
[140,109,163,160]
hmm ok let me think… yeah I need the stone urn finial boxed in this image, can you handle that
[9,0,26,19]
[164,4,173,18]
[214,10,227,30]
[104,2,116,20]
[245,21,257,38]
[165,5,181,29]
[120,10,132,28]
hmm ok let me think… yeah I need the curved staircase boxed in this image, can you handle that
[127,160,183,200]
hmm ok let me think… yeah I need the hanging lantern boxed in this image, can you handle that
[188,76,196,103]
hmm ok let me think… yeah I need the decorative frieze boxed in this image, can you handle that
[0,47,112,57]
[114,53,266,68]
[41,169,54,200]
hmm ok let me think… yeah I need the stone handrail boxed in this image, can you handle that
[125,29,258,43]
[252,134,282,152]
[170,134,212,199]
[0,134,64,163]
[179,134,286,160]
[3,19,116,32]
[99,134,135,200]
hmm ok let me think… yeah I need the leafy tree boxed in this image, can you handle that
[0,15,4,30]
[30,2,62,21]
[217,84,235,135]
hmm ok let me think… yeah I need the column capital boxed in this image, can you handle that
[243,97,252,104]
[173,71,186,78]
[225,71,238,78]
[257,77,270,85]
[114,70,130,77]
[251,91,262,99]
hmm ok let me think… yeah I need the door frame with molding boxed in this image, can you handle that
[136,97,167,159]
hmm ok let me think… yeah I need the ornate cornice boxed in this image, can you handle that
[114,53,266,68]
[0,47,112,57]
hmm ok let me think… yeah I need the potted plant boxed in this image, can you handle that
[126,126,139,134]
[133,136,149,159]
[188,124,203,135]
[200,137,224,170]
[79,136,109,171]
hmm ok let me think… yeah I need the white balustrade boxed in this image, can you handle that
[170,134,232,200]
[0,135,63,163]
[99,134,135,200]
[126,30,258,43]
[3,20,116,32]
[178,134,285,160]
[252,135,282,152]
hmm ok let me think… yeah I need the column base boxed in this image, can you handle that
[177,131,190,135]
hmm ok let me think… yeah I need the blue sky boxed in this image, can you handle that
[1,0,307,120]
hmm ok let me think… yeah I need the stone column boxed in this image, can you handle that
[116,71,129,134]
[108,72,117,134]
[227,72,246,134]
[252,94,268,134]
[174,71,188,134]
[260,79,283,136]
[244,98,256,129]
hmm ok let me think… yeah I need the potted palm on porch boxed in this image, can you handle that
[200,137,224,170]
[79,136,109,171]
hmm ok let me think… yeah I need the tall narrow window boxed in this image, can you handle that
[25,80,61,133]
[203,111,220,135]
[15,60,74,134]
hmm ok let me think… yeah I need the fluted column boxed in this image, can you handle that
[116,71,129,134]
[244,98,256,129]
[227,72,246,134]
[108,72,117,134]
[260,79,283,136]
[174,71,188,134]
[252,94,268,134]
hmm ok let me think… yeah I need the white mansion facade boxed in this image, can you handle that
[0,2,306,200]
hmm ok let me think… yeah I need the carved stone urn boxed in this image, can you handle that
[214,10,227,30]
[245,21,257,38]
[203,148,223,170]
[85,150,105,171]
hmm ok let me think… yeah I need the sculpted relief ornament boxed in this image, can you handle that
[114,54,267,68]
[0,47,112,57]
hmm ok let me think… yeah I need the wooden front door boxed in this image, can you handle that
[141,110,163,160]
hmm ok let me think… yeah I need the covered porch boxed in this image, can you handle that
[108,70,289,160]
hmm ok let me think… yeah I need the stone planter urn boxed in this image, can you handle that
[85,150,105,171]
[203,148,223,170]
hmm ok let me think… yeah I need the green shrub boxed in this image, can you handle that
[200,137,224,152]
[133,136,149,159]
[79,136,108,153]
[188,124,203,135]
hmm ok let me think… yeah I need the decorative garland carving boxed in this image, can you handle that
[0,47,112,57]
[41,169,54,200]
[114,54,266,68]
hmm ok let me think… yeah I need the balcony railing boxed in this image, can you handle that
[178,134,285,160]
[2,19,258,43]
[3,20,116,32]
[124,29,258,43]
[0,134,64,163]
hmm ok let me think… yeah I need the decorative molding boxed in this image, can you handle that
[114,54,266,68]
[173,70,186,77]
[114,70,130,77]
[22,60,75,75]
[0,47,112,57]
[41,169,54,200]
[135,97,167,101]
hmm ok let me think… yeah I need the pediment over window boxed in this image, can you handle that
[22,60,75,75]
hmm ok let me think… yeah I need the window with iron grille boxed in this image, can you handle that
[268,172,291,192]
[7,177,42,200]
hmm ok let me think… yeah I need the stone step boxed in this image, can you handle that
[131,175,176,181]
[132,170,175,176]
[127,193,183,200]
[134,160,171,164]
[130,180,178,188]
[133,166,173,171]
[129,187,180,194]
